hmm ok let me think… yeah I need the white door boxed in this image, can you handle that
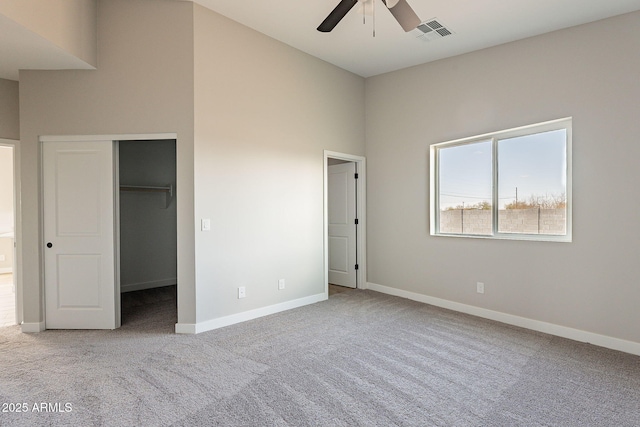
[328,162,357,288]
[43,140,118,329]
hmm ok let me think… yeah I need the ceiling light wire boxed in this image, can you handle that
[373,0,376,37]
[362,0,366,25]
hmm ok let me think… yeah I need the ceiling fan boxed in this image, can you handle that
[317,0,421,33]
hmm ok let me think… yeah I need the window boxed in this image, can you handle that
[430,118,572,241]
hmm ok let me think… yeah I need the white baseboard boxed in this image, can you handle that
[175,323,196,334]
[0,267,12,274]
[121,278,176,293]
[21,321,45,333]
[367,282,640,357]
[175,292,328,335]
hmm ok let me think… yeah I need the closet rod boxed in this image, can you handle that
[120,185,172,195]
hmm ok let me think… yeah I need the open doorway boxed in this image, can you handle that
[118,139,177,329]
[0,143,17,327]
[327,158,357,295]
[324,151,367,297]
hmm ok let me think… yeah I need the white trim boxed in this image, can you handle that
[40,133,177,142]
[323,151,367,295]
[121,278,177,293]
[113,142,121,329]
[433,117,571,148]
[176,292,327,334]
[367,282,640,357]
[175,323,196,334]
[21,322,45,333]
[0,267,12,274]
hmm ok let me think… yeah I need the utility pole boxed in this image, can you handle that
[515,187,518,209]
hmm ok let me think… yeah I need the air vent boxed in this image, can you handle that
[413,18,454,42]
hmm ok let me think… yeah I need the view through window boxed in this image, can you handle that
[431,118,571,241]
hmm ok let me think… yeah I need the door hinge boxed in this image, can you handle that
[354,173,359,179]
[355,218,359,225]
[355,264,359,270]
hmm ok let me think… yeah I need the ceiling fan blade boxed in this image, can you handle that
[382,0,420,32]
[317,0,359,32]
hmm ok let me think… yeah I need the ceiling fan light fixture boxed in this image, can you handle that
[357,0,374,17]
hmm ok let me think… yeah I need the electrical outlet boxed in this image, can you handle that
[201,219,211,231]
[477,282,485,294]
[0,254,5,262]
[278,279,285,290]
[238,286,246,299]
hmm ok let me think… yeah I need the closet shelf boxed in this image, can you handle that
[120,185,173,208]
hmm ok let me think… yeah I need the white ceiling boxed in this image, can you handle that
[2,1,640,81]
[194,0,640,77]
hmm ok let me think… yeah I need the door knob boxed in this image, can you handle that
[46,242,53,248]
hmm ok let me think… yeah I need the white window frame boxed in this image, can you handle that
[430,117,572,242]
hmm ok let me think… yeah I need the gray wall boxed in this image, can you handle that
[0,0,97,67]
[365,11,640,344]
[19,0,196,326]
[119,139,176,292]
[0,78,19,140]
[18,0,365,329]
[192,5,365,323]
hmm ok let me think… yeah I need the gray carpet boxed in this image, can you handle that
[1,287,639,426]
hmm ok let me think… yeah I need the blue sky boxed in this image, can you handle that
[438,129,566,210]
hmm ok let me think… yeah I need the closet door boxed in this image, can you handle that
[43,140,118,329]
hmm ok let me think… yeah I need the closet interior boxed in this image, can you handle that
[118,139,177,324]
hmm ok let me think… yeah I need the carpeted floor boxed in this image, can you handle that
[1,287,639,426]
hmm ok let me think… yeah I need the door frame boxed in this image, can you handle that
[324,151,367,295]
[0,138,20,325]
[39,133,177,330]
